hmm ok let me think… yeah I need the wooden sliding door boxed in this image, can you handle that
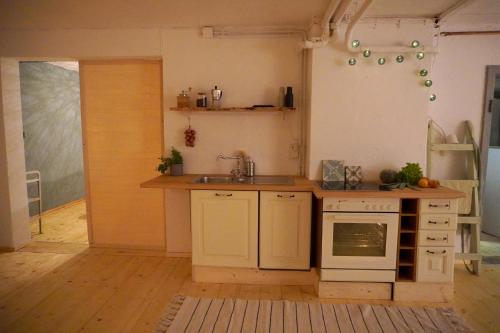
[80,59,165,249]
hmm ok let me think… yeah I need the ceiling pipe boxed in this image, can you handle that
[330,0,354,28]
[320,0,343,38]
[436,0,476,24]
[345,0,374,53]
[344,0,437,54]
[304,0,351,48]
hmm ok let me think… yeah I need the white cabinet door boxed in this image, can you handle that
[191,190,258,268]
[417,247,454,282]
[259,192,311,270]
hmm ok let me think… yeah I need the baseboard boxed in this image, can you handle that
[35,198,85,217]
[90,242,165,251]
[393,282,453,302]
[316,281,392,300]
[192,265,318,285]
[0,246,16,252]
[167,251,192,258]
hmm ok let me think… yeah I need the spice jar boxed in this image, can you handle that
[177,90,190,108]
[196,92,208,108]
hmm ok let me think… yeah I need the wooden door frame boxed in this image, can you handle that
[79,58,165,249]
[479,66,500,204]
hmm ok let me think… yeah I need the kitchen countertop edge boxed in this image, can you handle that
[141,175,466,199]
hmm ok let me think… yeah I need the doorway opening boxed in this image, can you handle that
[19,61,88,245]
[481,66,500,263]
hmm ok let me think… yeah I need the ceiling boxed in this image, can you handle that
[0,0,498,30]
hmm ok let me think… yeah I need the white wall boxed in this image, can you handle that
[429,34,500,179]
[307,22,434,180]
[0,27,303,251]
[0,59,31,249]
[163,29,302,175]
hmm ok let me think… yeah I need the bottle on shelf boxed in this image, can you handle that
[285,86,293,108]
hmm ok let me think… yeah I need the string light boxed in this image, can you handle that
[396,55,405,63]
[348,58,357,65]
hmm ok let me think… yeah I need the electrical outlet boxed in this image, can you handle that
[289,141,300,159]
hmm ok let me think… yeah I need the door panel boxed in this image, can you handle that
[191,190,258,268]
[417,247,454,282]
[80,60,164,248]
[259,192,311,269]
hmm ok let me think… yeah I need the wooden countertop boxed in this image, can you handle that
[141,175,466,199]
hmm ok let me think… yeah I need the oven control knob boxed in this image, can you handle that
[379,205,384,210]
[372,205,377,210]
[365,205,369,210]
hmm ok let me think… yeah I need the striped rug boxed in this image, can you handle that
[156,295,472,332]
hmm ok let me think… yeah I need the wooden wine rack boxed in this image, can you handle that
[396,199,419,281]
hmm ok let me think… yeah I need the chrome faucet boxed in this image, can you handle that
[217,152,246,178]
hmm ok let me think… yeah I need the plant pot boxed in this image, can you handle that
[170,164,183,176]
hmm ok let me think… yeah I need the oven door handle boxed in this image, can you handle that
[328,215,388,222]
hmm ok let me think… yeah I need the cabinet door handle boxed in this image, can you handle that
[426,249,447,255]
[426,236,448,241]
[215,193,233,197]
[428,220,449,224]
[428,203,450,208]
[277,194,295,198]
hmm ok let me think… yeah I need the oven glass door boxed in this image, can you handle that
[322,213,398,269]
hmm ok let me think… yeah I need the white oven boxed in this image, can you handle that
[321,198,400,282]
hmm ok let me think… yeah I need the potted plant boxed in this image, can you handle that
[158,147,183,176]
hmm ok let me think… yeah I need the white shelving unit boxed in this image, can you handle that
[427,120,482,274]
[26,171,42,234]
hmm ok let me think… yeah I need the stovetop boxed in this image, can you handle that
[318,181,385,191]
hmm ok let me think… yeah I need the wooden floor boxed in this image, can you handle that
[0,237,498,332]
[30,200,88,244]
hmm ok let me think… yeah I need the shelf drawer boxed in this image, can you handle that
[417,246,454,282]
[420,199,458,214]
[420,213,457,230]
[418,230,455,247]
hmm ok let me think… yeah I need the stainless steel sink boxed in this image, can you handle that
[192,175,294,185]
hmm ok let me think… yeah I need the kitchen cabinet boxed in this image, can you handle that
[417,199,458,282]
[259,191,311,270]
[191,190,258,268]
[417,247,454,282]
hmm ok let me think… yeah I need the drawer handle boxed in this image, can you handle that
[277,194,295,198]
[428,220,449,225]
[427,236,448,241]
[215,193,233,197]
[426,249,447,255]
[428,203,450,208]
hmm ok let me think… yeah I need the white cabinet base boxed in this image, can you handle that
[192,265,317,285]
[316,281,392,300]
[259,192,311,270]
[191,190,258,268]
[394,282,453,302]
[417,247,454,282]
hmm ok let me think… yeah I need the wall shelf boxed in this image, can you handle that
[169,106,296,113]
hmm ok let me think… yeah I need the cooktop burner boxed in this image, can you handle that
[319,181,383,191]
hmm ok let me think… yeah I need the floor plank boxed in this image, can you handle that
[0,232,498,332]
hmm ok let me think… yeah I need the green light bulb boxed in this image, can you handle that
[416,52,425,60]
[362,49,371,57]
[429,94,437,101]
[419,69,428,76]
[396,55,404,63]
[377,57,386,65]
[348,58,357,66]
[351,40,360,48]
[411,40,420,48]
[424,79,433,87]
